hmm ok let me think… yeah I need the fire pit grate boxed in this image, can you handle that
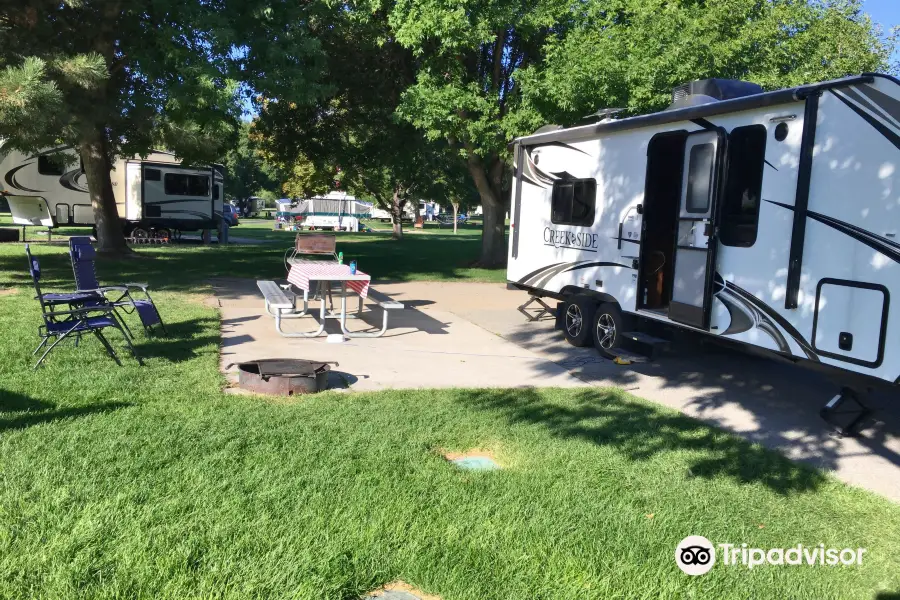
[232,358,333,396]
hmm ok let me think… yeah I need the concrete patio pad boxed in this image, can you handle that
[211,278,900,502]
[213,279,584,391]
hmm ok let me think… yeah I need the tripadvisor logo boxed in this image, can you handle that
[675,536,716,575]
[675,536,867,575]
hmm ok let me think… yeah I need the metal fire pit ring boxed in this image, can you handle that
[230,358,336,395]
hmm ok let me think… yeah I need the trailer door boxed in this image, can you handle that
[668,129,726,330]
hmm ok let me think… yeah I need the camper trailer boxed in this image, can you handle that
[0,143,224,237]
[508,74,900,432]
[296,192,371,231]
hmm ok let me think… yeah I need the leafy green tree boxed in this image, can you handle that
[224,121,280,202]
[386,0,893,266]
[256,4,459,240]
[0,0,325,252]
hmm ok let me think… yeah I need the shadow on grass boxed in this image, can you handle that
[134,317,219,363]
[0,389,130,433]
[455,387,827,496]
[0,232,506,292]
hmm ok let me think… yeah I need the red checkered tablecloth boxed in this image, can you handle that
[287,263,370,299]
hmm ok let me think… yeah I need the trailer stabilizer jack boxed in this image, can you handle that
[820,387,871,437]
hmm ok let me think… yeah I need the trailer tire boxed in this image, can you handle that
[562,296,596,347]
[131,226,149,240]
[591,303,629,351]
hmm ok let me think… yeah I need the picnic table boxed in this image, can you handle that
[258,259,401,338]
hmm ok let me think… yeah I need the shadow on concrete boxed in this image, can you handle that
[0,389,130,433]
[327,371,365,389]
[500,318,900,482]
[454,386,827,496]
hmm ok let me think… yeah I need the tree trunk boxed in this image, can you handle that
[390,188,405,240]
[79,126,128,254]
[452,200,459,234]
[466,154,507,267]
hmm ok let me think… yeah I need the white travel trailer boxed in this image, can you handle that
[508,74,900,433]
[0,143,224,237]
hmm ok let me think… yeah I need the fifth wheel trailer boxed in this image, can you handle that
[507,74,900,434]
[0,143,224,237]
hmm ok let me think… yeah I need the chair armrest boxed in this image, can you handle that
[94,285,131,293]
[46,305,115,318]
[123,283,149,290]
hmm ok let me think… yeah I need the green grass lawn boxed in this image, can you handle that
[1,242,899,599]
[0,216,506,285]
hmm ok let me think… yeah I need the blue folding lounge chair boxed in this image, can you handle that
[68,236,167,335]
[26,245,142,369]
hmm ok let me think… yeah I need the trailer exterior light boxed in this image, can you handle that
[770,114,797,122]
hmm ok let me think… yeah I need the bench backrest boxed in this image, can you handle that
[295,233,336,256]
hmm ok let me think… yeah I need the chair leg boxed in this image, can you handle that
[92,329,123,366]
[34,333,71,369]
[141,289,167,336]
[32,336,49,356]
[154,309,168,336]
[111,307,135,340]
[115,324,144,366]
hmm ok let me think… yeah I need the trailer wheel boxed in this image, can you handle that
[591,303,627,350]
[131,226,149,240]
[562,296,596,347]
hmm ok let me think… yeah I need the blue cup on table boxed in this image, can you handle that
[349,260,357,274]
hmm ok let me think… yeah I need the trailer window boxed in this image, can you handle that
[164,173,210,197]
[144,168,161,181]
[37,155,66,176]
[685,144,714,213]
[213,185,220,200]
[551,178,596,226]
[721,125,766,247]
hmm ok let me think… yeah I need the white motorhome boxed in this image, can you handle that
[508,74,900,432]
[0,143,224,237]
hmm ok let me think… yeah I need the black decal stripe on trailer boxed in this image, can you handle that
[540,141,591,155]
[517,262,565,286]
[764,159,779,171]
[59,169,88,193]
[832,90,900,152]
[765,200,900,264]
[724,281,819,360]
[4,164,44,193]
[855,83,900,126]
[713,279,756,336]
[718,294,756,336]
[533,261,589,288]
[713,274,789,349]
[785,92,819,310]
[842,86,900,131]
[559,261,633,274]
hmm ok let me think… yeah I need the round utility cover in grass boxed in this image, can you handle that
[450,456,501,471]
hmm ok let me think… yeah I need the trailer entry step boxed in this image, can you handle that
[621,331,670,359]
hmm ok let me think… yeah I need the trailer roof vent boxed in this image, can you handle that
[667,79,764,111]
